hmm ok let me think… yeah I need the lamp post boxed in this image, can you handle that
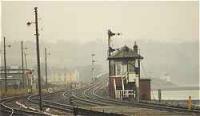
[27,7,42,111]
[3,37,11,94]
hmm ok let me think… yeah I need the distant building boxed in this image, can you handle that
[49,70,79,85]
[0,66,33,89]
[49,72,64,85]
[65,70,79,84]
[107,42,151,101]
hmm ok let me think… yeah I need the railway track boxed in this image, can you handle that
[29,86,124,116]
[65,76,200,116]
[0,96,45,116]
[92,79,200,115]
[0,88,75,116]
[1,74,198,116]
[27,91,74,115]
[71,83,110,106]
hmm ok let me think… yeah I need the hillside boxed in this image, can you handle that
[2,40,198,86]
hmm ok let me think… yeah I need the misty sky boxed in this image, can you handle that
[1,1,199,86]
[2,1,198,44]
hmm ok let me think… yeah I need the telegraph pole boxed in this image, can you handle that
[24,52,28,71]
[3,37,7,93]
[45,48,47,88]
[24,51,29,91]
[24,47,28,70]
[21,41,25,88]
[27,7,42,110]
[137,49,141,102]
[91,54,95,81]
[35,7,42,111]
[44,48,50,89]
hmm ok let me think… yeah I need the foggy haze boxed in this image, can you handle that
[1,1,199,86]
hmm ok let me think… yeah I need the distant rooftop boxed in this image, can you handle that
[108,45,143,60]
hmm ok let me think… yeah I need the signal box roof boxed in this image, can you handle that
[108,45,143,60]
